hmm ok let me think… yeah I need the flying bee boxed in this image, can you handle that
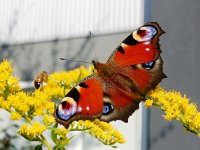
[34,71,48,89]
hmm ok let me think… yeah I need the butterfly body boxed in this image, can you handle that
[55,22,166,128]
[93,61,137,93]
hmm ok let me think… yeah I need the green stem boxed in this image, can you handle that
[40,134,53,150]
[63,84,67,96]
[23,115,32,124]
[69,128,91,132]
[3,81,10,99]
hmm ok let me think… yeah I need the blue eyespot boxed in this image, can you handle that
[56,108,73,121]
[142,61,155,70]
[103,102,114,115]
[56,99,77,121]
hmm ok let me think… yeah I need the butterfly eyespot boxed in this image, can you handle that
[137,29,146,37]
[56,98,77,121]
[61,101,67,108]
[142,61,155,70]
[133,26,157,42]
[103,102,114,115]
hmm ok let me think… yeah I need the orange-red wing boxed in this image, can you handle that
[107,22,165,66]
[55,75,104,128]
[119,60,166,93]
[99,58,166,123]
[99,80,141,123]
[77,77,103,115]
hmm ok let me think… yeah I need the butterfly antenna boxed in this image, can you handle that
[60,58,90,64]
[60,31,96,65]
[89,31,97,61]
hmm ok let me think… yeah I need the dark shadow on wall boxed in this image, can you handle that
[0,35,94,81]
[149,123,174,148]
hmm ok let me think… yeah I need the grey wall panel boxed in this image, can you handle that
[150,0,200,150]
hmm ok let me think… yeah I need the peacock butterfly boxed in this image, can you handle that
[55,22,166,128]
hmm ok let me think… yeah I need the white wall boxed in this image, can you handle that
[0,0,144,44]
[0,0,150,149]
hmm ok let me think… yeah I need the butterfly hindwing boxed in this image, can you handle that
[100,80,141,122]
[99,58,166,122]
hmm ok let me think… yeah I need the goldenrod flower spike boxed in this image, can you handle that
[0,59,21,98]
[145,85,200,136]
[69,119,126,147]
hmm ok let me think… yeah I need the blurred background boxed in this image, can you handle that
[0,0,200,150]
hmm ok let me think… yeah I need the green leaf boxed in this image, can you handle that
[34,144,43,150]
[111,145,118,148]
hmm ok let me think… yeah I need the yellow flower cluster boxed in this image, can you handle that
[19,122,46,139]
[43,114,56,126]
[69,119,126,147]
[145,86,200,136]
[0,60,21,98]
[41,65,94,99]
[10,111,22,120]
[50,125,71,148]
[144,99,153,108]
[54,127,69,139]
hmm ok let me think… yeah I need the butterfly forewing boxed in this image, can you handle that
[55,75,104,128]
[107,22,165,66]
